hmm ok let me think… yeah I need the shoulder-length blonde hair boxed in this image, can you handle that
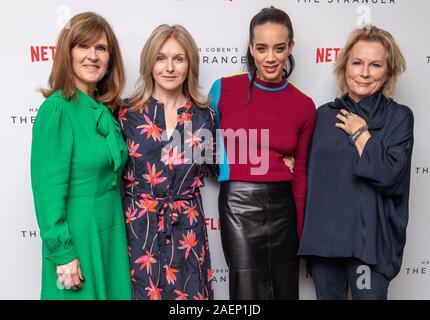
[334,25,406,98]
[41,12,125,109]
[130,24,208,110]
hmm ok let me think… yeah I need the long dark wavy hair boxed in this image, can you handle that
[246,7,295,102]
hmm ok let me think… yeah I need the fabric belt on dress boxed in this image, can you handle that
[126,186,199,237]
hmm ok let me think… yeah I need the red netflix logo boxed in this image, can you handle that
[205,217,221,231]
[316,48,341,64]
[31,46,56,62]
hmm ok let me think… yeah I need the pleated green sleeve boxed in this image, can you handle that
[31,97,78,265]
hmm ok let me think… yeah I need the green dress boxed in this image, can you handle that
[31,89,132,300]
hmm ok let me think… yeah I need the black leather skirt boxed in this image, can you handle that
[219,181,299,300]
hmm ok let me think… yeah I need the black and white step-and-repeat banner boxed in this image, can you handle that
[1,0,428,300]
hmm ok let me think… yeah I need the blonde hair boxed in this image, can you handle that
[334,25,406,98]
[41,12,125,109]
[130,24,208,110]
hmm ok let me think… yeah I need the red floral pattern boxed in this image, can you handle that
[119,98,216,300]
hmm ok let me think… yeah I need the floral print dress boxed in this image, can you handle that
[119,97,216,300]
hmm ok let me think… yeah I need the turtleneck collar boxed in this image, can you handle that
[248,72,288,92]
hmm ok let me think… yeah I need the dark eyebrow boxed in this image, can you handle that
[255,42,287,47]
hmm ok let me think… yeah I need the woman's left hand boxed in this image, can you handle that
[335,109,368,135]
[283,156,295,174]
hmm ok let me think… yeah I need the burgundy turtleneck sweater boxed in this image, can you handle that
[209,72,316,237]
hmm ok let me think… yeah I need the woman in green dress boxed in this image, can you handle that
[31,12,132,300]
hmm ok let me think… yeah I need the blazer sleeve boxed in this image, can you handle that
[31,98,78,265]
[352,112,414,195]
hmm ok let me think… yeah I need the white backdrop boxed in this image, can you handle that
[0,0,429,300]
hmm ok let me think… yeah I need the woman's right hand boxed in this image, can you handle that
[57,258,84,291]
